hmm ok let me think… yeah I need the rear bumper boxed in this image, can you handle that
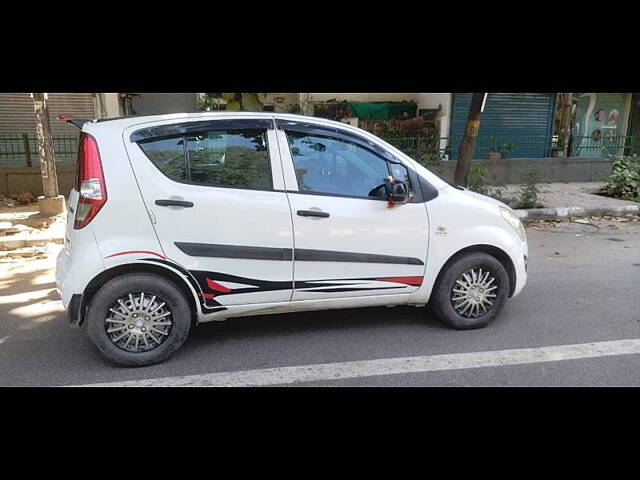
[67,294,83,328]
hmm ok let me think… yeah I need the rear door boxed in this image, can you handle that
[124,117,294,308]
[275,121,430,301]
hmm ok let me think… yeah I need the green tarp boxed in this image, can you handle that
[347,102,417,120]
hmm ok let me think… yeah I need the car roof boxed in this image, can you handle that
[85,111,347,131]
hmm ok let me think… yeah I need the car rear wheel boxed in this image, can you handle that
[429,252,510,330]
[85,273,192,367]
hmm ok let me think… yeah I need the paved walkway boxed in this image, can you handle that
[499,182,638,209]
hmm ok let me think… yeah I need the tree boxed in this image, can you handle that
[31,93,65,215]
[558,93,573,156]
[453,92,486,185]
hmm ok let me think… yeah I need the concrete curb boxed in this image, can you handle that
[515,204,640,221]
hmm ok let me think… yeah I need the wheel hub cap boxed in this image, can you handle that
[450,268,498,318]
[105,292,173,353]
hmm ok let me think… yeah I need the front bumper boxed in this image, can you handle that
[511,251,528,297]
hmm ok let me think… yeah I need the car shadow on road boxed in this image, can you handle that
[187,305,441,348]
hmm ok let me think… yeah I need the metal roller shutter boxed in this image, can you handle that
[0,93,97,135]
[449,93,556,159]
[0,93,97,166]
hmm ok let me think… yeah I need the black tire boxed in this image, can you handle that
[85,273,192,367]
[429,252,510,330]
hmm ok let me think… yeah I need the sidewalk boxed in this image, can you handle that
[0,202,65,260]
[500,182,640,220]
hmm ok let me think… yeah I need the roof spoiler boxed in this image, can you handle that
[56,115,93,129]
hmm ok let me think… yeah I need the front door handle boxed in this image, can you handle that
[155,199,194,208]
[297,210,330,218]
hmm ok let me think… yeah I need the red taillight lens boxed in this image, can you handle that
[74,133,107,229]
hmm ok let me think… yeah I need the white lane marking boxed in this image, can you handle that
[83,338,640,387]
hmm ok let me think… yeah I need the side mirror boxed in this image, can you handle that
[390,181,409,204]
[385,176,411,207]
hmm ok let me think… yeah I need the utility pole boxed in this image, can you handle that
[31,93,65,216]
[453,92,486,185]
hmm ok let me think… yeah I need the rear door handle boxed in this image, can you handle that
[155,199,194,208]
[297,210,330,218]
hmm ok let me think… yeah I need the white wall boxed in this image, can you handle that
[131,93,198,115]
[98,93,121,118]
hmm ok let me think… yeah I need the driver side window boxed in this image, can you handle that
[285,130,409,199]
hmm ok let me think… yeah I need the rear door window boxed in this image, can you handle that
[138,128,272,190]
[138,136,188,182]
[185,129,271,190]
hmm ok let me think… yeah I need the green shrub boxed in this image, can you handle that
[604,155,640,202]
[466,165,490,195]
[517,170,540,209]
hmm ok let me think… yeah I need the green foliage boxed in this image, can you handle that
[466,165,490,195]
[198,93,265,112]
[380,131,446,166]
[497,143,514,159]
[604,155,640,202]
[517,170,541,209]
[287,103,301,114]
[313,100,351,121]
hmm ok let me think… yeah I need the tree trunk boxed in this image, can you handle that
[32,93,59,198]
[559,93,573,156]
[454,92,486,185]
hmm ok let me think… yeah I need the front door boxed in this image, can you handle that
[276,124,430,301]
[124,117,294,308]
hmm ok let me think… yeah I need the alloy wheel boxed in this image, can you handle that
[104,292,173,352]
[450,268,498,318]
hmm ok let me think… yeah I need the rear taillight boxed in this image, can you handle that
[74,132,107,229]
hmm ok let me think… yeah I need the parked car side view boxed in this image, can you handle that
[55,112,528,366]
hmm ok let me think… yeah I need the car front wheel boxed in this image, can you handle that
[430,252,510,330]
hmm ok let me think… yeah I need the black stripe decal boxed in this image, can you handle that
[294,248,424,266]
[175,243,423,266]
[175,243,292,261]
[141,258,226,312]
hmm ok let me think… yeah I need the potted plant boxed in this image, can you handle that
[487,143,514,160]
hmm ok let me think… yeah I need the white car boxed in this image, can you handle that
[56,112,528,366]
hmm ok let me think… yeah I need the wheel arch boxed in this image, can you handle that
[433,244,517,297]
[79,262,201,327]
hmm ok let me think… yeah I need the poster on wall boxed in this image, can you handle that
[572,94,629,157]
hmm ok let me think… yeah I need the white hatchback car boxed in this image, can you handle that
[56,112,528,366]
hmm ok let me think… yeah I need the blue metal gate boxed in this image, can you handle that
[448,93,556,159]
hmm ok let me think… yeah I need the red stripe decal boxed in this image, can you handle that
[206,278,231,293]
[105,250,166,260]
[376,276,424,286]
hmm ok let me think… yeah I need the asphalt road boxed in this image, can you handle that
[1,218,639,386]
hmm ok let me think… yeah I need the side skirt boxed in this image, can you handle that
[196,293,415,323]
